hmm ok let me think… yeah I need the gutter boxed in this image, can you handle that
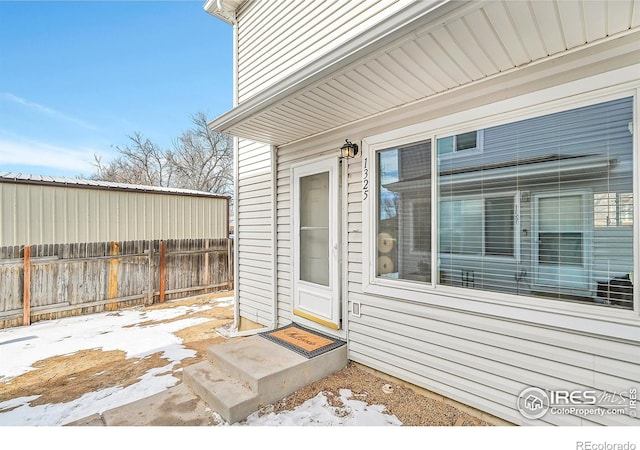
[207,0,458,136]
[271,143,278,329]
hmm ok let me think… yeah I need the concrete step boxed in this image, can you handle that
[183,334,348,424]
[182,360,260,424]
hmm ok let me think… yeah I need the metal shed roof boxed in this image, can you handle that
[0,172,230,199]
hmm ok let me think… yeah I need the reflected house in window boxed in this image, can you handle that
[379,98,634,308]
[438,98,633,308]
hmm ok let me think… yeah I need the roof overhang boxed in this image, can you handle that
[203,0,244,25]
[207,0,459,144]
[207,1,640,148]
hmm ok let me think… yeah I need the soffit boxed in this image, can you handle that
[210,1,640,146]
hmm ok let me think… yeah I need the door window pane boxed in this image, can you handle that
[299,172,329,286]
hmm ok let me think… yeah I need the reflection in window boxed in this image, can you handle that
[437,130,483,156]
[436,96,634,309]
[439,196,515,258]
[594,193,634,227]
[539,233,583,266]
[376,141,431,283]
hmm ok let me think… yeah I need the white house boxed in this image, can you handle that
[204,0,640,426]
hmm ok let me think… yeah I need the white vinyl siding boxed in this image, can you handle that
[347,295,640,426]
[235,0,406,101]
[0,182,228,246]
[236,138,274,325]
[267,75,640,428]
[356,76,639,425]
[227,1,640,428]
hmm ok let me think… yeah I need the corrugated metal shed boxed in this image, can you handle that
[0,172,230,246]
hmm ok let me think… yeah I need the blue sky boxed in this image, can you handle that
[0,0,233,178]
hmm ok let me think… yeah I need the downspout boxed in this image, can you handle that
[271,143,278,329]
[231,136,240,331]
[231,14,240,331]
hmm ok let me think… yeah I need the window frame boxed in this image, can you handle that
[361,71,640,335]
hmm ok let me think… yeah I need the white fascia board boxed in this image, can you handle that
[207,0,459,135]
[203,0,237,25]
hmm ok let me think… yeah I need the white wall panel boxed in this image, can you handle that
[234,138,274,327]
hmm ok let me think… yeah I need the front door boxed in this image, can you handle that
[292,158,340,330]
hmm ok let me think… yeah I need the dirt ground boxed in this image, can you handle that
[0,291,500,426]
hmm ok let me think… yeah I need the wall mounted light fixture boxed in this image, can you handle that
[340,139,359,159]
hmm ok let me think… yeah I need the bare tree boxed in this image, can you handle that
[170,112,233,195]
[92,132,173,187]
[91,112,233,196]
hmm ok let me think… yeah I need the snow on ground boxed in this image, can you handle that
[0,296,400,427]
[1,299,631,449]
[242,389,402,426]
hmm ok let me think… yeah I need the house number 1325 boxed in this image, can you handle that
[363,157,369,201]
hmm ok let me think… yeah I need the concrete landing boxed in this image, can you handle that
[183,334,348,424]
[68,333,347,426]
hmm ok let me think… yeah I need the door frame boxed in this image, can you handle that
[290,156,342,332]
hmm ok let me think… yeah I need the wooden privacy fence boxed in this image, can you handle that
[0,238,234,329]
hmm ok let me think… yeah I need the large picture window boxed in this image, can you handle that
[437,97,634,309]
[370,96,635,311]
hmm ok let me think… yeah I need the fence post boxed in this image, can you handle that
[204,239,210,287]
[107,242,120,311]
[23,245,31,326]
[147,242,155,305]
[159,241,166,303]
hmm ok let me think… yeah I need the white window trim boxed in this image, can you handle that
[361,66,640,341]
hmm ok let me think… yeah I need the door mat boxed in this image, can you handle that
[259,323,346,359]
